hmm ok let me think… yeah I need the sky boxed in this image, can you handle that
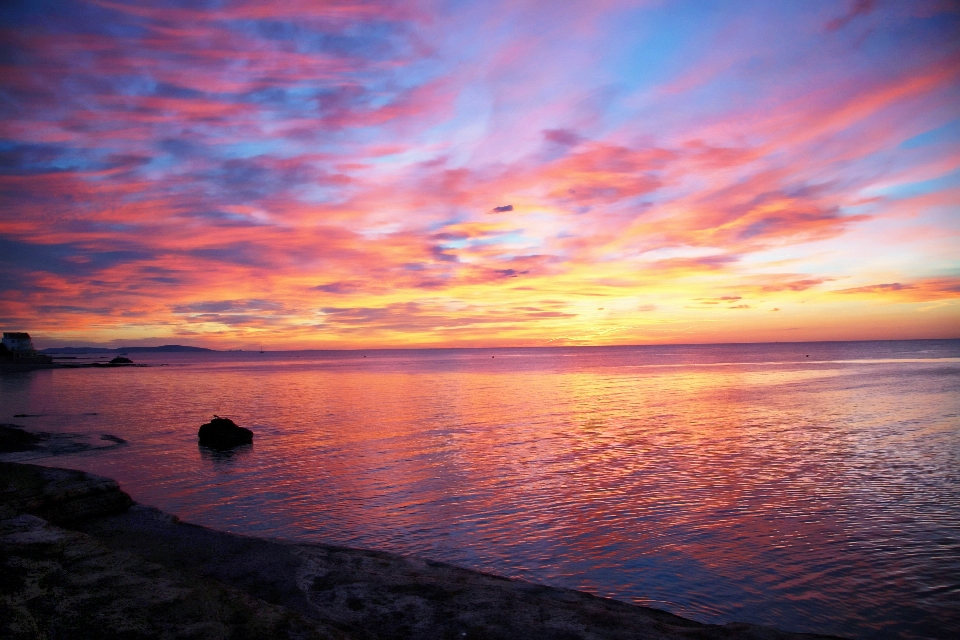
[1,0,958,349]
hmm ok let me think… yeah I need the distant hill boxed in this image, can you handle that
[41,345,215,354]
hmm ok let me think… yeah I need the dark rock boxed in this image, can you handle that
[0,424,43,452]
[0,462,133,524]
[198,415,254,448]
[0,428,128,458]
[108,356,133,364]
[0,465,331,640]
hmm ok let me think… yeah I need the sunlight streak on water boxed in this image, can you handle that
[2,341,959,639]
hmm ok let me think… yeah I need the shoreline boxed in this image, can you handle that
[1,461,843,639]
[0,361,152,371]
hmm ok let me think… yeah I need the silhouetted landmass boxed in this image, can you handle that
[41,345,214,354]
[0,425,43,452]
[0,342,53,365]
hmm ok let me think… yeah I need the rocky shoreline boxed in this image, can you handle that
[1,462,843,639]
[0,361,151,371]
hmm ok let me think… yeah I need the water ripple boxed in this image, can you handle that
[2,341,958,639]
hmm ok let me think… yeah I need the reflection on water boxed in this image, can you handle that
[198,443,253,466]
[1,340,959,639]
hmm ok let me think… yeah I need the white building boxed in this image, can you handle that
[2,332,35,351]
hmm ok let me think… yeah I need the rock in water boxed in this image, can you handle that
[109,356,133,364]
[0,424,43,452]
[198,415,253,448]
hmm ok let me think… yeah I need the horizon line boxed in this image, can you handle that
[38,336,960,353]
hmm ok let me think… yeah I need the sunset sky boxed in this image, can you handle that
[1,0,958,349]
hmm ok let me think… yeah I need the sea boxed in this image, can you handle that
[2,340,958,639]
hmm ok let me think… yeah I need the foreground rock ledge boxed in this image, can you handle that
[1,462,842,640]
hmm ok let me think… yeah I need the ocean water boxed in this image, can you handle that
[2,340,958,639]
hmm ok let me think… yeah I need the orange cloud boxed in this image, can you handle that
[834,278,960,301]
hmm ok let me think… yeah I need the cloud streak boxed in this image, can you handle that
[1,0,958,347]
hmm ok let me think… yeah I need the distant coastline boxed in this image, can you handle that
[34,337,960,356]
[40,345,215,354]
[0,343,211,369]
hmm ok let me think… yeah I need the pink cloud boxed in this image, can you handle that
[2,1,958,345]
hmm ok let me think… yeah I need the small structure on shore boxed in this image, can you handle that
[198,415,253,448]
[0,331,53,364]
[2,332,34,351]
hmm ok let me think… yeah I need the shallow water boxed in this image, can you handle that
[2,341,959,639]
